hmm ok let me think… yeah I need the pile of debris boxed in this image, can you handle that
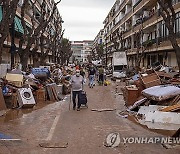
[122,69,180,131]
[0,65,73,116]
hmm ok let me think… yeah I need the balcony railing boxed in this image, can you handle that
[157,32,180,44]
[133,0,142,9]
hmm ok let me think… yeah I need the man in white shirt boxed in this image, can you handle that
[70,70,85,111]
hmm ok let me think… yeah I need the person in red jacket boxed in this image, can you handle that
[75,65,80,70]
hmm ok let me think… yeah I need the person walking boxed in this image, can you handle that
[80,66,86,78]
[70,70,85,111]
[88,65,96,88]
[98,65,104,85]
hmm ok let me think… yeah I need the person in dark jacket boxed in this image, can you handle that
[88,65,96,88]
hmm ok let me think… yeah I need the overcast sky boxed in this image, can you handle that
[57,0,115,41]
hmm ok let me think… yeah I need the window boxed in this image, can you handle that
[159,21,169,38]
[175,12,180,33]
[159,11,180,39]
[172,0,180,5]
[18,0,24,7]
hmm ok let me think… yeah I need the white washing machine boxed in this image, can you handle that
[17,88,36,108]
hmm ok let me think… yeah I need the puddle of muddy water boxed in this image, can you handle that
[0,101,54,123]
[127,115,176,137]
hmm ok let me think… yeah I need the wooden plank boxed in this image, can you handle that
[39,142,68,148]
[46,85,55,101]
[160,104,180,112]
[171,95,180,105]
[51,86,59,101]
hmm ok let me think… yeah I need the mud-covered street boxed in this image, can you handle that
[0,82,179,154]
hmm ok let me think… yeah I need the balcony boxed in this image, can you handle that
[143,12,158,29]
[133,12,158,33]
[121,10,133,24]
[133,0,142,9]
[142,39,156,47]
[123,29,133,38]
[126,48,138,55]
[118,0,128,13]
[133,0,150,13]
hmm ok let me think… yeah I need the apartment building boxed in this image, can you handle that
[71,41,84,63]
[0,0,62,66]
[82,40,93,63]
[71,40,93,63]
[92,29,104,59]
[102,0,180,68]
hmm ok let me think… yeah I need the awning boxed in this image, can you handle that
[14,16,24,34]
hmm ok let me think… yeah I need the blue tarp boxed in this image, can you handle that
[0,133,12,139]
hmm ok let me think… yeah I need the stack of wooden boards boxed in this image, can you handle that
[46,83,61,101]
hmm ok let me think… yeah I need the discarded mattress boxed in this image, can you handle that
[142,85,180,101]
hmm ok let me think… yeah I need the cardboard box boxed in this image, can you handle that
[6,73,23,87]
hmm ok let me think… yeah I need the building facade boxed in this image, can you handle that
[71,40,93,63]
[92,29,104,60]
[0,0,62,66]
[82,40,93,63]
[101,0,180,68]
[71,41,84,63]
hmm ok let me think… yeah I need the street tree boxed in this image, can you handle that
[18,0,62,70]
[0,0,19,63]
[57,38,72,65]
[87,55,93,63]
[157,0,180,71]
[95,44,104,60]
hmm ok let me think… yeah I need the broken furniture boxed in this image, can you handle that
[4,92,18,108]
[6,73,23,87]
[55,84,63,100]
[139,69,161,88]
[0,87,7,115]
[160,103,180,112]
[128,98,148,111]
[46,83,59,101]
[123,85,139,106]
[143,111,180,130]
[36,88,46,102]
[137,105,180,130]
